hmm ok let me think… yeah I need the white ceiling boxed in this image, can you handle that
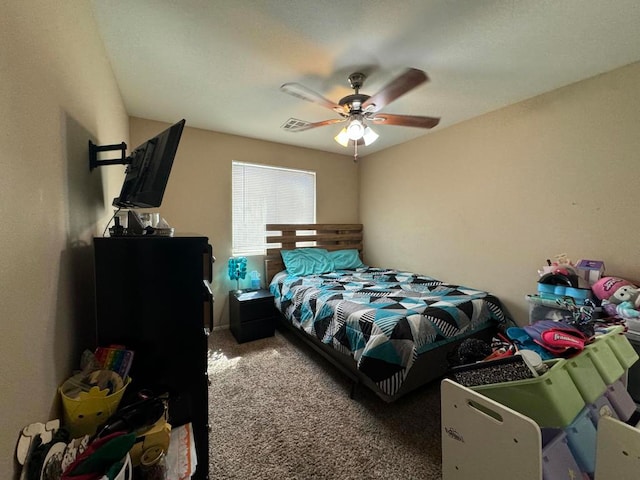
[90,0,640,158]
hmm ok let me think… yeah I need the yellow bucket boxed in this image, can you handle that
[60,371,131,438]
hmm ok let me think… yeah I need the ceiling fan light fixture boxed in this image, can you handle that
[346,118,365,140]
[334,128,350,147]
[335,124,379,148]
[362,126,379,146]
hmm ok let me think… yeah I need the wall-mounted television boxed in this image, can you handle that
[112,119,186,209]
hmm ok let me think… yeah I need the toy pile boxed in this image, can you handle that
[530,253,640,334]
[451,315,598,388]
[451,253,640,386]
[447,257,640,480]
[14,345,196,480]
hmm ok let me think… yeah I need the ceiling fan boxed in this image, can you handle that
[280,68,440,160]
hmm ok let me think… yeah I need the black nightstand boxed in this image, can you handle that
[229,289,277,343]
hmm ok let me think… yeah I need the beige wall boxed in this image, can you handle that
[129,118,360,327]
[0,1,128,476]
[360,61,640,325]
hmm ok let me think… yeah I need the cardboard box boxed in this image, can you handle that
[576,259,605,285]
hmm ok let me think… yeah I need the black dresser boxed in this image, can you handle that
[94,235,213,480]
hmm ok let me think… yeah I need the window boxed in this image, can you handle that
[232,161,316,255]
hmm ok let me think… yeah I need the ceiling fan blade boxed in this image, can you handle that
[361,68,428,112]
[281,117,347,132]
[371,113,440,129]
[281,83,345,114]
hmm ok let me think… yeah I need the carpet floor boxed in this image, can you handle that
[208,328,443,479]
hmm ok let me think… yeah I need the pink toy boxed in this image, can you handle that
[593,277,639,305]
[592,276,640,320]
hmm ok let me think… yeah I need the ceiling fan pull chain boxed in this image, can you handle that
[353,141,358,163]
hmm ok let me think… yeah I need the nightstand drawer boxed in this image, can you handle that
[237,298,276,323]
[231,317,276,343]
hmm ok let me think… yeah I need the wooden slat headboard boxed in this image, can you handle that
[264,223,363,283]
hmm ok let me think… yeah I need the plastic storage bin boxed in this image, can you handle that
[60,373,131,438]
[565,408,597,476]
[536,283,592,303]
[598,326,639,370]
[563,350,608,404]
[541,428,585,480]
[472,359,584,428]
[584,339,625,385]
[625,330,640,405]
[605,379,637,422]
[586,394,619,426]
[527,295,574,324]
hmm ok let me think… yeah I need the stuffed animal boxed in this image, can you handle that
[592,276,640,320]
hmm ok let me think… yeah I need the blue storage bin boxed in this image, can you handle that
[535,284,592,302]
[565,408,597,476]
[541,428,584,480]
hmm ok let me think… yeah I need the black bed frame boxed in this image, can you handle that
[275,311,496,402]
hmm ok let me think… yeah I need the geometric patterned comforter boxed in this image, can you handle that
[270,267,510,397]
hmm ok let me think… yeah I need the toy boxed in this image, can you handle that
[552,253,574,275]
[538,253,580,278]
[592,276,640,320]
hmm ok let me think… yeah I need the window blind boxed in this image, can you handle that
[232,161,316,255]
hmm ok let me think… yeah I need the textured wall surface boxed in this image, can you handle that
[360,62,640,324]
[0,1,128,476]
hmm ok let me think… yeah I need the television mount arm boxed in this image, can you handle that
[89,140,132,171]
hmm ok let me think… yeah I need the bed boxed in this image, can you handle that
[264,223,512,402]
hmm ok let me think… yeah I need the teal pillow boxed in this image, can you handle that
[327,249,365,270]
[280,248,335,276]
